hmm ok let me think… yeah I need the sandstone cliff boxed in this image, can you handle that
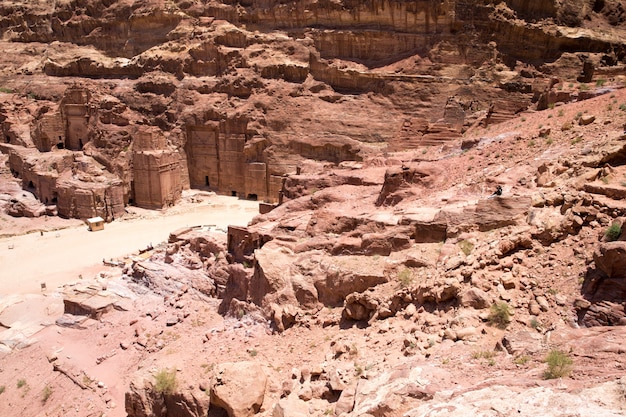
[0,0,625,219]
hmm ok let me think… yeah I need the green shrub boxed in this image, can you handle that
[514,355,530,365]
[398,268,413,288]
[0,385,5,395]
[543,349,573,379]
[605,223,622,241]
[472,350,496,360]
[596,79,606,87]
[154,369,178,395]
[458,240,474,256]
[17,379,27,389]
[530,317,539,329]
[488,302,511,329]
[42,385,52,403]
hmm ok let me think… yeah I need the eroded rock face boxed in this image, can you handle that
[579,241,626,326]
[125,373,209,417]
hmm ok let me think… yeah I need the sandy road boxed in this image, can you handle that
[0,195,259,295]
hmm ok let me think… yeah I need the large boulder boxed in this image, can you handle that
[351,363,441,416]
[594,241,626,278]
[211,362,267,417]
[314,255,388,306]
[442,195,532,234]
[376,163,442,206]
[250,242,320,309]
[251,245,387,311]
[501,331,544,355]
[460,287,492,309]
[272,394,309,417]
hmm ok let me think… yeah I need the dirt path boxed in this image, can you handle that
[0,195,259,295]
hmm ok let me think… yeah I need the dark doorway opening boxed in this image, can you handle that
[79,139,83,150]
[231,191,237,197]
[247,194,258,201]
[5,136,10,143]
[205,176,210,186]
[57,137,64,149]
[27,181,35,191]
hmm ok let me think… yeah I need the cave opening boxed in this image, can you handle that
[5,135,9,143]
[231,191,237,197]
[247,193,258,201]
[205,175,210,186]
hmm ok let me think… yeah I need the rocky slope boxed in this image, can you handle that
[1,1,626,417]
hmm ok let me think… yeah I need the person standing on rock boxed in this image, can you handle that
[489,185,503,199]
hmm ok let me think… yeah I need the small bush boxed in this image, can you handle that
[596,79,606,87]
[0,385,5,395]
[17,379,27,389]
[579,83,589,91]
[398,268,413,288]
[543,349,573,379]
[154,369,178,395]
[458,240,474,256]
[620,103,626,111]
[514,355,531,365]
[472,350,496,360]
[488,302,511,329]
[42,385,52,403]
[605,223,622,241]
